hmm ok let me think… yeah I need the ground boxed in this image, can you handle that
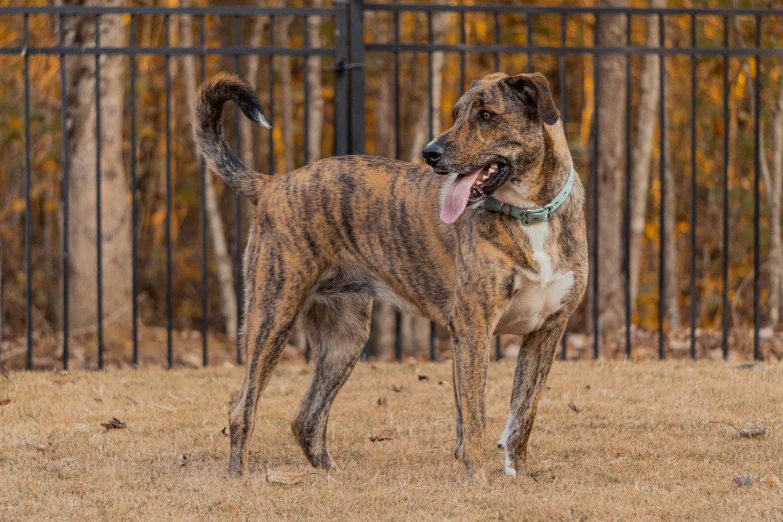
[1,360,781,521]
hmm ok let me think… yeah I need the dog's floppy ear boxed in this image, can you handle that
[504,73,560,125]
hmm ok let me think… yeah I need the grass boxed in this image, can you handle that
[1,360,782,521]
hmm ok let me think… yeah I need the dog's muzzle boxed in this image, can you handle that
[422,141,445,170]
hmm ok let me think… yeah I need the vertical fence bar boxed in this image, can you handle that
[393,10,402,363]
[235,15,244,366]
[658,13,666,360]
[753,16,761,361]
[60,14,71,370]
[494,9,502,362]
[624,14,632,359]
[165,14,173,369]
[427,10,436,363]
[95,14,105,370]
[349,0,365,155]
[459,11,465,92]
[200,15,208,367]
[689,14,697,360]
[24,14,32,370]
[304,15,312,365]
[493,11,500,72]
[130,14,139,367]
[721,15,729,360]
[526,11,532,72]
[560,12,568,361]
[335,7,348,156]
[592,15,601,359]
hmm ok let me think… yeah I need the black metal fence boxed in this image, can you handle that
[0,3,780,370]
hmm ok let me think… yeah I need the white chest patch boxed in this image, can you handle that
[494,221,574,336]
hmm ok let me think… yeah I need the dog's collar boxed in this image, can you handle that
[479,163,575,226]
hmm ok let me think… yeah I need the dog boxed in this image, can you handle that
[192,70,587,483]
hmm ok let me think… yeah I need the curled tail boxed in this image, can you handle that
[192,72,270,202]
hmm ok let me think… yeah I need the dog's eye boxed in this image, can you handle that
[479,110,493,121]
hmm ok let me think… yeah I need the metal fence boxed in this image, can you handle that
[0,3,780,369]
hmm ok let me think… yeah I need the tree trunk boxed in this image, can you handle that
[403,5,450,355]
[662,75,679,330]
[181,4,237,336]
[277,12,295,173]
[629,2,662,315]
[307,0,325,163]
[62,0,132,332]
[368,19,398,359]
[588,0,628,339]
[768,72,783,326]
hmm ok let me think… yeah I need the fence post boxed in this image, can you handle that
[348,0,365,155]
[334,2,349,156]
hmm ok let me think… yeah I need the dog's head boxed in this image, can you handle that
[422,72,561,224]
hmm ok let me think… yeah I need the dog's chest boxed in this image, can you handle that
[495,222,574,336]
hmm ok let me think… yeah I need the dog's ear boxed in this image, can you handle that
[504,73,560,125]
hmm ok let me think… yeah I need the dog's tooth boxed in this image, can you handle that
[490,162,498,170]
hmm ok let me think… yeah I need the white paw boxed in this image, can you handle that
[504,452,517,476]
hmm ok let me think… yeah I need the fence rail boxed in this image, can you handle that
[0,3,779,369]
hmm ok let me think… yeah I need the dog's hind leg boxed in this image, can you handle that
[226,240,318,477]
[292,296,372,470]
[500,313,567,477]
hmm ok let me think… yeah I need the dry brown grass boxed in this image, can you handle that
[1,360,782,521]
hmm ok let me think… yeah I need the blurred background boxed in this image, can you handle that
[1,0,782,369]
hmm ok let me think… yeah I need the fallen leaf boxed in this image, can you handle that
[418,375,429,381]
[734,362,763,370]
[377,397,388,407]
[438,381,448,386]
[760,474,781,488]
[739,427,769,438]
[733,473,753,487]
[709,421,769,438]
[369,434,395,442]
[53,369,68,376]
[221,427,230,437]
[101,417,127,430]
[568,402,583,413]
[93,397,102,403]
[371,364,378,370]
[585,385,591,390]
[176,454,188,467]
[391,385,403,393]
[0,399,10,406]
[36,444,47,452]
[266,469,324,485]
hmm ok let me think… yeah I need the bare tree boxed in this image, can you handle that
[662,76,679,330]
[60,0,132,332]
[307,0,325,163]
[766,72,783,326]
[628,2,662,314]
[588,0,628,339]
[181,3,237,336]
[277,10,295,172]
[402,5,451,354]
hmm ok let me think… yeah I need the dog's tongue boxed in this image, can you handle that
[440,169,482,224]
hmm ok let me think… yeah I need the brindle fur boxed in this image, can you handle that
[192,71,588,482]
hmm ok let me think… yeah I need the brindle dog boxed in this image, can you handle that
[192,71,587,483]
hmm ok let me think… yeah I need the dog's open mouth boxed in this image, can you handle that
[440,160,510,224]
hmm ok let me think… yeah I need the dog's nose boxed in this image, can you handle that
[422,142,445,167]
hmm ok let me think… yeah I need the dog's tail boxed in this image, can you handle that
[192,72,270,202]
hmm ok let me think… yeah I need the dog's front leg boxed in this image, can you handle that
[449,274,513,484]
[500,313,567,476]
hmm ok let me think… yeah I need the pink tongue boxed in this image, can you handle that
[440,169,483,224]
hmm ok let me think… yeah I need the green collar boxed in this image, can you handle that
[479,163,575,226]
